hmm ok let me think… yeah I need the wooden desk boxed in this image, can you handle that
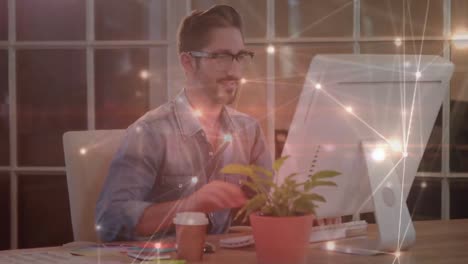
[2,219,468,264]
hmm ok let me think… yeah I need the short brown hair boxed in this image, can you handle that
[177,5,244,54]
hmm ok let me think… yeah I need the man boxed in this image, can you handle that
[96,5,272,242]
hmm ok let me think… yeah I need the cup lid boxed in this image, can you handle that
[173,212,209,226]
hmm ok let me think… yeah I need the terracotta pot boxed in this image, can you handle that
[250,213,314,264]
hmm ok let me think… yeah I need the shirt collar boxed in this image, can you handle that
[174,90,235,138]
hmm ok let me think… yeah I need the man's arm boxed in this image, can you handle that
[135,180,247,236]
[95,123,163,241]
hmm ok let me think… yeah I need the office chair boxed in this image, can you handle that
[63,129,125,242]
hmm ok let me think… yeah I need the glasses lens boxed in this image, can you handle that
[213,53,253,70]
[214,54,234,70]
[237,53,253,68]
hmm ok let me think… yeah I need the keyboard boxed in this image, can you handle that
[309,220,368,243]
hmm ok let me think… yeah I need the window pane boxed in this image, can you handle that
[274,43,354,130]
[276,0,354,38]
[16,0,85,41]
[360,40,445,56]
[418,109,442,172]
[407,178,441,220]
[0,174,10,250]
[452,0,468,35]
[450,45,468,172]
[0,50,8,166]
[233,45,267,136]
[18,174,72,248]
[450,178,468,219]
[360,41,444,172]
[17,50,87,166]
[361,0,444,37]
[95,48,166,129]
[191,0,267,38]
[96,0,167,40]
[0,0,7,40]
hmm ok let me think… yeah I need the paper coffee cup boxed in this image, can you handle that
[173,212,209,261]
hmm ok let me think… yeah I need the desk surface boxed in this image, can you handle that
[2,219,468,264]
[204,219,468,264]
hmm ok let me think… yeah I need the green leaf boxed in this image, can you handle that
[250,165,273,179]
[303,193,327,203]
[235,194,267,223]
[310,170,341,180]
[261,205,273,216]
[292,197,316,215]
[240,180,260,193]
[285,172,299,181]
[304,180,337,191]
[273,155,290,172]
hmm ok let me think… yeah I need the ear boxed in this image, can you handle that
[180,52,196,74]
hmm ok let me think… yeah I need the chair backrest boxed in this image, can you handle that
[63,129,125,242]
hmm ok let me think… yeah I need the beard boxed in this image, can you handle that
[214,78,239,105]
[198,75,239,105]
[193,63,240,105]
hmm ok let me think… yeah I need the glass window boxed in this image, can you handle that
[18,174,72,248]
[17,50,87,167]
[233,45,267,136]
[361,0,444,37]
[418,109,442,172]
[451,0,468,36]
[191,0,267,38]
[275,0,354,38]
[407,177,441,220]
[450,178,468,219]
[0,50,8,166]
[16,0,85,41]
[450,45,468,172]
[274,43,354,130]
[0,0,7,40]
[359,40,445,56]
[96,0,167,40]
[0,173,10,250]
[95,48,166,129]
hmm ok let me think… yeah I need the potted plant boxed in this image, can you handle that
[221,156,340,264]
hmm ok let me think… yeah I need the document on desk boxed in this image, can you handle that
[0,250,122,264]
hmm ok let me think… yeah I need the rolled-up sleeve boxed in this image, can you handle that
[95,122,162,242]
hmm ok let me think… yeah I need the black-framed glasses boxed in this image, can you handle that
[188,50,254,70]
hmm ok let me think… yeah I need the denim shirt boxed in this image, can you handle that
[95,90,272,242]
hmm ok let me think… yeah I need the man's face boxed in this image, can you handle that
[192,27,246,105]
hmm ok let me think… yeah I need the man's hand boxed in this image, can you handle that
[184,180,247,213]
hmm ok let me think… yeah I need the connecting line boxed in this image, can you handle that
[130,196,187,264]
[416,0,431,73]
[396,0,432,252]
[354,157,405,215]
[318,87,392,146]
[403,75,418,154]
[397,152,408,251]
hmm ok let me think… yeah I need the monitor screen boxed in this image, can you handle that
[277,54,453,218]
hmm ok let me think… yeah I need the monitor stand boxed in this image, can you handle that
[324,139,416,255]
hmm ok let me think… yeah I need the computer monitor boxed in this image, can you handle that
[277,54,454,255]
